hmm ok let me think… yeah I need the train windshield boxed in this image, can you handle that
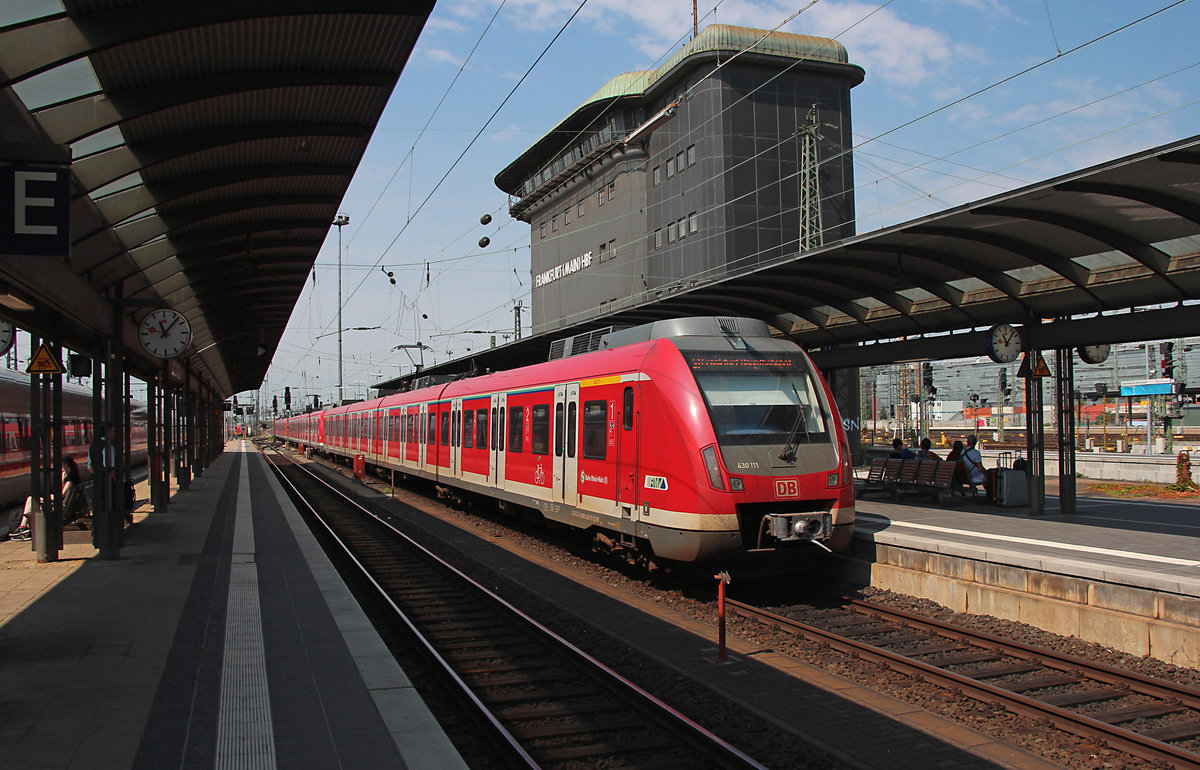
[684,351,828,447]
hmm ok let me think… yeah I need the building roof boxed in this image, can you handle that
[0,1,434,398]
[495,23,863,194]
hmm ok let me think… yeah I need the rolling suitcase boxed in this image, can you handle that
[995,468,1028,506]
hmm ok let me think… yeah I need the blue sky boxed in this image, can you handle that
[259,0,1200,407]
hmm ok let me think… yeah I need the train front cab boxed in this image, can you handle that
[617,328,855,566]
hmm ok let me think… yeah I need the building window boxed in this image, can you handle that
[689,212,698,234]
[598,188,605,206]
[564,206,570,225]
[598,241,607,262]
[654,229,663,250]
[676,150,685,171]
[666,156,675,177]
[552,214,558,231]
[687,144,696,166]
[539,222,545,238]
[577,200,585,218]
[608,238,616,258]
[653,165,661,186]
[608,181,615,198]
[667,222,676,243]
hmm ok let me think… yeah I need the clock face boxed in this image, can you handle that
[1077,343,1111,365]
[986,323,1022,363]
[139,309,192,359]
[0,321,13,358]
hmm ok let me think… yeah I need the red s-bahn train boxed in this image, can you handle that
[273,317,854,567]
[0,367,148,509]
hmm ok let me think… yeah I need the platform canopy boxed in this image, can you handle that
[381,132,1200,389]
[0,1,435,398]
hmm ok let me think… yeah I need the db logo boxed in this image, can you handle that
[774,479,800,498]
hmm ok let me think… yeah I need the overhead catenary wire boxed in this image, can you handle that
[272,0,1195,392]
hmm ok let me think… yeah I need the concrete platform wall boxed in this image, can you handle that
[834,541,1200,668]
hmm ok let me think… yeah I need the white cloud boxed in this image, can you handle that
[420,48,465,67]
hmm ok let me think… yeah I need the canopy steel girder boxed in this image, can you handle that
[0,2,434,398]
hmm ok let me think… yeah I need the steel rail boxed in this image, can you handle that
[262,444,766,769]
[728,599,1200,769]
[847,599,1200,710]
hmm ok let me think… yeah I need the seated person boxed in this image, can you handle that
[916,437,940,461]
[945,440,971,490]
[963,434,987,490]
[890,437,916,459]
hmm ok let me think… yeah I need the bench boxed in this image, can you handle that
[860,457,969,504]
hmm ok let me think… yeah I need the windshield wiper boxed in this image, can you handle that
[777,384,809,463]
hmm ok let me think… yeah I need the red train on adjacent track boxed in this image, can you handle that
[273,317,854,568]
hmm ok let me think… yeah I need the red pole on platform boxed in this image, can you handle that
[715,570,731,661]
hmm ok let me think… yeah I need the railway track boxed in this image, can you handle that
[259,445,765,769]
[729,598,1200,768]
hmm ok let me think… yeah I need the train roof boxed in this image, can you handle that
[0,368,147,421]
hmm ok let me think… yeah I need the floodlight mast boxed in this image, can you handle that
[333,213,350,404]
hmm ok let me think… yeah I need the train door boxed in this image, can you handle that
[418,403,428,469]
[492,392,506,489]
[450,398,462,479]
[617,382,639,511]
[552,383,579,505]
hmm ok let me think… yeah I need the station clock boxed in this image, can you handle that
[985,323,1022,364]
[1077,344,1111,365]
[0,321,13,358]
[138,308,192,359]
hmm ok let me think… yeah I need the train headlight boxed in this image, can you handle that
[701,445,725,491]
[729,476,744,491]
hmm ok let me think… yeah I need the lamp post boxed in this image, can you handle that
[333,213,350,405]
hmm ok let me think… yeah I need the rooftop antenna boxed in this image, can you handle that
[693,0,698,39]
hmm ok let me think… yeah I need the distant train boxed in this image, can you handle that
[0,367,147,508]
[274,317,855,567]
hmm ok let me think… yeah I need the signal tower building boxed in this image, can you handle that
[495,24,865,335]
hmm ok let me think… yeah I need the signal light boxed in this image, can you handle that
[1160,341,1175,379]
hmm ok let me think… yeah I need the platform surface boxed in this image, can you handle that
[854,475,1200,599]
[0,440,464,769]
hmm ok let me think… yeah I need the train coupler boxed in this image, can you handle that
[764,512,833,548]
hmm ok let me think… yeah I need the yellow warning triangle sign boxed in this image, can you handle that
[26,342,64,374]
[1017,350,1051,378]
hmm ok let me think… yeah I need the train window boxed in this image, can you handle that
[490,407,498,450]
[462,410,474,449]
[623,387,634,430]
[531,404,550,455]
[427,413,435,445]
[507,405,523,453]
[441,412,449,446]
[567,402,577,458]
[684,351,829,447]
[554,403,564,457]
[582,400,606,460]
[476,409,488,449]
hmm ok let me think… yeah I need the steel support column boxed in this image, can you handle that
[1025,356,1046,516]
[1055,349,1077,515]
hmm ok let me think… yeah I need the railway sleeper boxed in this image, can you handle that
[534,739,686,765]
[510,715,646,740]
[1038,686,1126,707]
[1090,702,1187,724]
[995,672,1082,692]
[1138,719,1200,742]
